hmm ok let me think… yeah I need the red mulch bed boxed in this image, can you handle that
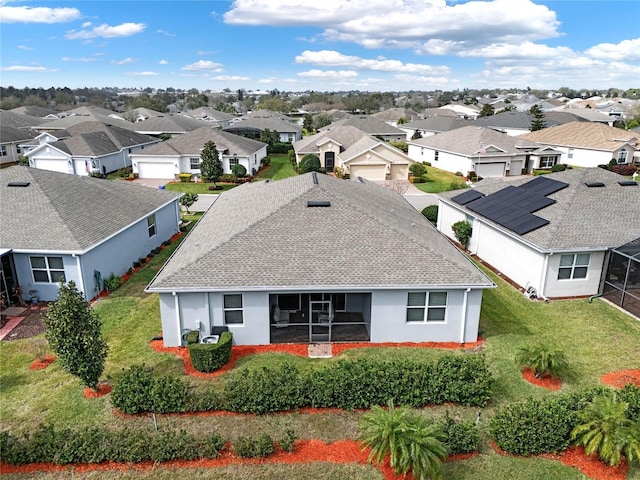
[150,338,485,379]
[521,367,562,391]
[600,369,640,388]
[490,440,629,480]
[83,383,112,399]
[29,355,55,370]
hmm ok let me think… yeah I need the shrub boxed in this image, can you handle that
[268,142,292,154]
[411,175,426,184]
[288,149,296,164]
[186,330,199,345]
[334,166,345,179]
[279,429,297,453]
[117,166,133,178]
[619,384,640,421]
[148,430,200,462]
[232,163,247,178]
[612,164,638,176]
[421,205,438,224]
[218,173,236,183]
[439,412,479,455]
[234,434,275,458]
[451,220,472,248]
[410,162,428,177]
[298,154,321,173]
[455,171,463,176]
[551,164,566,172]
[178,173,192,183]
[200,432,225,459]
[148,376,190,413]
[431,355,494,407]
[449,181,467,190]
[515,343,568,379]
[188,331,233,373]
[103,273,121,292]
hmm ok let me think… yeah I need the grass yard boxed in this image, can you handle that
[163,182,237,194]
[413,165,469,193]
[1,229,639,478]
[255,153,297,180]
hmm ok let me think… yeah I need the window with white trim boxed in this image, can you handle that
[190,157,200,170]
[406,291,447,323]
[147,214,156,237]
[568,148,574,159]
[558,254,590,280]
[224,294,244,324]
[0,145,7,157]
[617,150,628,164]
[229,157,239,168]
[30,256,65,283]
[540,156,556,168]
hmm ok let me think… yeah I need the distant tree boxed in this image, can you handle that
[529,104,547,131]
[260,128,279,146]
[43,281,109,390]
[411,130,423,140]
[479,104,495,117]
[200,141,223,185]
[397,117,407,125]
[312,113,332,131]
[298,154,321,173]
[303,114,313,133]
[179,193,199,214]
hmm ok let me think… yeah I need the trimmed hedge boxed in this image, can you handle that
[186,330,199,345]
[439,412,479,455]
[188,331,233,373]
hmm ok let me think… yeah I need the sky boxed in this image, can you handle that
[1,0,639,93]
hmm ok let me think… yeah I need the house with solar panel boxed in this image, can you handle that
[436,168,640,303]
[146,172,495,347]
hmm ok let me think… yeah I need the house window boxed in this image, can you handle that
[617,150,628,164]
[224,294,244,324]
[406,291,447,323]
[568,148,574,159]
[558,254,590,280]
[190,157,200,170]
[434,151,439,162]
[0,145,6,156]
[30,256,65,283]
[147,214,156,237]
[229,157,239,168]
[540,156,556,168]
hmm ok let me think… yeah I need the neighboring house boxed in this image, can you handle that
[0,166,181,304]
[472,111,569,137]
[548,107,614,125]
[22,121,161,176]
[371,108,421,127]
[10,106,59,118]
[224,115,302,143]
[0,110,48,130]
[292,125,414,180]
[407,126,532,177]
[133,114,208,137]
[0,124,36,166]
[146,173,494,346]
[521,122,639,167]
[400,117,474,140]
[183,107,237,128]
[437,104,481,120]
[436,168,640,300]
[33,106,136,134]
[131,126,268,179]
[320,115,406,143]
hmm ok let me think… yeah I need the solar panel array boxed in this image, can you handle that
[453,176,569,236]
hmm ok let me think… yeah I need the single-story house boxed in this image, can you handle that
[146,173,494,346]
[407,126,532,177]
[224,114,302,143]
[293,125,414,180]
[133,114,207,137]
[370,108,421,127]
[399,117,474,140]
[320,115,406,143]
[0,166,181,304]
[436,168,640,300]
[130,126,268,179]
[520,122,639,167]
[22,121,160,176]
[0,124,36,166]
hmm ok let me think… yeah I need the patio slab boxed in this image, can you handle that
[308,343,333,358]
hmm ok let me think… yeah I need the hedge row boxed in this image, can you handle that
[490,384,640,456]
[188,331,233,373]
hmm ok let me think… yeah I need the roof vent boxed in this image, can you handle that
[585,182,605,188]
[307,200,331,207]
[618,180,638,186]
[312,171,318,184]
[7,181,30,187]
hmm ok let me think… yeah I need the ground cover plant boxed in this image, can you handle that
[1,228,639,479]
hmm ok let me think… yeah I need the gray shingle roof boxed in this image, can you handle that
[0,125,37,144]
[321,115,405,136]
[438,168,640,250]
[147,173,493,291]
[403,117,474,133]
[133,114,206,134]
[225,116,301,134]
[0,110,48,129]
[293,125,369,153]
[1,166,180,252]
[409,126,529,156]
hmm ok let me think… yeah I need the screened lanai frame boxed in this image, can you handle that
[602,237,640,318]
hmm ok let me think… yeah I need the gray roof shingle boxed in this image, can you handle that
[148,173,493,291]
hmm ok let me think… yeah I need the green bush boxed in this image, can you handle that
[279,429,297,453]
[410,162,428,177]
[188,331,233,373]
[232,163,247,178]
[619,384,640,421]
[103,273,121,292]
[234,434,274,458]
[148,376,190,413]
[201,432,226,458]
[515,343,568,379]
[411,175,426,184]
[439,412,479,455]
[452,220,473,248]
[421,205,438,224]
[299,154,321,173]
[186,330,199,345]
[148,430,200,462]
[551,164,566,172]
[178,173,192,183]
[267,142,292,154]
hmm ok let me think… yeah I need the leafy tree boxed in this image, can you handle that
[411,129,423,140]
[410,162,428,177]
[43,281,108,390]
[298,154,321,173]
[260,128,279,146]
[451,220,473,249]
[359,402,447,480]
[397,117,407,125]
[479,103,494,117]
[515,343,568,378]
[529,104,547,131]
[571,392,640,466]
[303,114,313,133]
[199,141,223,185]
[312,113,333,131]
[179,193,199,214]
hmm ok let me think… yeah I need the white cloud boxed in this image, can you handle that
[182,60,224,72]
[81,21,92,28]
[157,29,176,37]
[298,69,358,79]
[585,38,640,62]
[126,71,159,76]
[0,5,81,23]
[159,59,168,65]
[459,42,575,59]
[295,50,449,74]
[62,56,96,63]
[1,65,56,72]
[18,45,33,51]
[65,22,146,40]
[212,75,250,81]
[112,57,136,65]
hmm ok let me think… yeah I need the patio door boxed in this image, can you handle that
[324,152,335,172]
[309,300,331,342]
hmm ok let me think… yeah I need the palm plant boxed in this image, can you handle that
[571,392,640,467]
[515,343,568,378]
[358,401,447,480]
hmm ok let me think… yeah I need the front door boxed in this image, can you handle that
[325,152,335,172]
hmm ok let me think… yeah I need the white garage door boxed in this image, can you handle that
[34,159,70,174]
[476,162,506,178]
[390,164,409,180]
[350,164,386,181]
[138,162,175,179]
[509,160,523,176]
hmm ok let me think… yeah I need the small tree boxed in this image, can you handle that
[515,343,568,379]
[180,193,198,214]
[451,220,472,249]
[200,141,223,186]
[479,103,494,117]
[299,154,321,173]
[529,104,547,131]
[410,162,428,177]
[411,129,423,140]
[43,281,108,390]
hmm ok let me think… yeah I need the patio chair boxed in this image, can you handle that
[273,305,290,328]
[318,302,334,326]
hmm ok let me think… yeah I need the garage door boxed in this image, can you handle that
[350,164,386,181]
[509,160,523,176]
[137,162,175,179]
[476,162,505,178]
[390,164,409,180]
[34,159,70,174]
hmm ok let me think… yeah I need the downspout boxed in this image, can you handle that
[72,254,86,298]
[173,292,182,345]
[538,252,551,302]
[460,288,471,344]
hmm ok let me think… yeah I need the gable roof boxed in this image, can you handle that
[1,166,180,252]
[521,122,638,152]
[438,168,640,250]
[35,108,135,131]
[321,115,405,136]
[0,124,37,144]
[293,125,369,153]
[340,136,413,165]
[0,110,48,129]
[371,108,420,122]
[147,173,493,291]
[409,126,530,156]
[403,116,474,133]
[133,114,206,134]
[224,116,301,134]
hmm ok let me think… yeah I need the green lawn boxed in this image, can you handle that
[163,182,237,194]
[1,230,639,479]
[413,165,469,193]
[255,153,297,180]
